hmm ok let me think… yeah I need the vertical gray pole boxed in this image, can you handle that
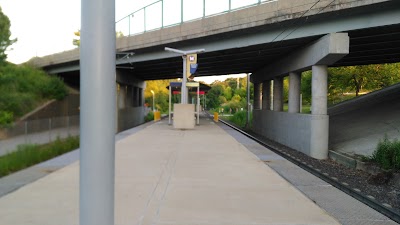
[24,121,28,144]
[49,118,52,142]
[161,0,164,27]
[169,85,172,125]
[203,0,206,17]
[182,56,187,104]
[181,0,184,23]
[144,7,147,32]
[246,73,250,128]
[80,0,116,224]
[67,116,70,136]
[197,86,200,125]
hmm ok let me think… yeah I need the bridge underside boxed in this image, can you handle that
[113,24,400,81]
[42,0,400,158]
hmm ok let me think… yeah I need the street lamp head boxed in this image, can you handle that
[165,47,205,55]
[150,90,154,94]
[164,47,185,55]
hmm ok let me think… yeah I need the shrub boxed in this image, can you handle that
[228,110,252,128]
[0,63,68,121]
[0,111,13,127]
[40,76,68,100]
[145,111,154,122]
[370,135,400,170]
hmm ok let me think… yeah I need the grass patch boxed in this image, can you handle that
[0,136,79,178]
[283,104,311,114]
[222,111,252,128]
[368,135,400,170]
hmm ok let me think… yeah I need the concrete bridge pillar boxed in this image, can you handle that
[288,72,301,113]
[273,77,283,111]
[262,80,271,110]
[117,84,127,109]
[312,65,328,115]
[254,83,261,110]
[310,65,329,159]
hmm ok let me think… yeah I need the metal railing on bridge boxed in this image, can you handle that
[116,0,277,36]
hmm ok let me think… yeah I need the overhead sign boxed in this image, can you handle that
[186,54,197,78]
[170,82,182,87]
[186,82,200,87]
[190,64,198,74]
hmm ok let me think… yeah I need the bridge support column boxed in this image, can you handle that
[254,83,261,110]
[310,65,329,159]
[288,72,301,113]
[312,66,328,115]
[262,80,271,110]
[273,77,283,111]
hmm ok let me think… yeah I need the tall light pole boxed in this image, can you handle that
[150,90,155,111]
[246,73,251,128]
[164,47,205,104]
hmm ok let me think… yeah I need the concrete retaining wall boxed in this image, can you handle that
[21,94,80,120]
[118,106,145,132]
[253,110,329,158]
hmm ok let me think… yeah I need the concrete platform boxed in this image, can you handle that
[0,117,340,225]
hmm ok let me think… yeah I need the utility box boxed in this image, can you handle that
[154,111,161,121]
[173,104,195,129]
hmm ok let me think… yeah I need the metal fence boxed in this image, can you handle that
[116,0,278,36]
[0,116,80,156]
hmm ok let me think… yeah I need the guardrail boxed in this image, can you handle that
[116,0,278,36]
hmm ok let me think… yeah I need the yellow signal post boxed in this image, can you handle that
[186,53,197,78]
[214,112,219,122]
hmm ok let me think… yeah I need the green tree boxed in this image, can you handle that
[0,7,17,63]
[223,86,232,101]
[144,80,171,112]
[206,82,224,109]
[72,30,80,47]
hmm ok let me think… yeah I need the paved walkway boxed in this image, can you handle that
[0,118,340,225]
[0,126,79,157]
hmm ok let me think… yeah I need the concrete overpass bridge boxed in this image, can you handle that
[30,0,400,159]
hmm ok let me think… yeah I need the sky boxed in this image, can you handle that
[0,0,252,83]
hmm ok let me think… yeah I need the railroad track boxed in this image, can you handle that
[216,116,400,224]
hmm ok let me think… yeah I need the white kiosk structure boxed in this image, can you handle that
[168,82,201,128]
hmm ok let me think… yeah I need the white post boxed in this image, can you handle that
[151,90,155,111]
[246,73,250,127]
[197,86,200,125]
[169,85,172,125]
[182,56,187,104]
[80,0,116,224]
